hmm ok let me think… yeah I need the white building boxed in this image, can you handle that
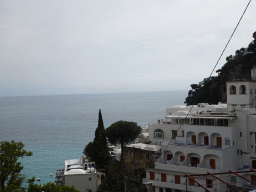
[55,157,103,192]
[143,68,256,192]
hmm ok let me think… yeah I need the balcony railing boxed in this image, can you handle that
[153,180,216,192]
[155,162,221,174]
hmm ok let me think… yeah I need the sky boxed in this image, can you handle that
[0,0,255,96]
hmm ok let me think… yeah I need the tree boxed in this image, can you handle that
[106,121,141,170]
[83,110,110,169]
[184,32,256,105]
[0,140,33,191]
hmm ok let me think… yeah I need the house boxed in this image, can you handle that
[55,156,104,192]
[142,68,256,192]
[123,143,161,171]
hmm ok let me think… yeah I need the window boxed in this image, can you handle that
[240,85,246,94]
[216,137,222,148]
[89,178,92,181]
[146,153,149,160]
[161,173,166,182]
[252,160,256,169]
[206,179,213,188]
[204,136,209,145]
[252,175,256,182]
[159,188,163,192]
[231,176,237,184]
[180,155,185,162]
[149,172,155,180]
[209,159,215,169]
[189,177,195,186]
[172,130,177,139]
[230,85,236,94]
[154,129,164,138]
[224,119,228,126]
[251,89,253,94]
[225,139,231,146]
[167,154,173,160]
[240,132,242,137]
[175,175,180,184]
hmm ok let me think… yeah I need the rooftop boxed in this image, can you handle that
[126,143,161,152]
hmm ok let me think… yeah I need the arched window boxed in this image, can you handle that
[239,85,246,94]
[154,129,164,138]
[225,139,230,146]
[230,85,236,94]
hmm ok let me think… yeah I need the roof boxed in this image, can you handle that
[126,143,161,152]
[188,116,236,120]
[142,132,149,137]
[64,157,96,175]
[65,159,82,167]
[64,168,96,175]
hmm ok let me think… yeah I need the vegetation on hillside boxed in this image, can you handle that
[184,31,256,105]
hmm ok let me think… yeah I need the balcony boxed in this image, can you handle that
[153,180,216,192]
[155,162,221,174]
[161,141,224,157]
[143,178,152,185]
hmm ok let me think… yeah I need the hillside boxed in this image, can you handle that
[184,31,256,105]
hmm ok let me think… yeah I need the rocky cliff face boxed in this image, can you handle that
[184,32,256,106]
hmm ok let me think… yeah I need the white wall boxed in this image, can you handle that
[149,124,184,145]
[65,174,97,192]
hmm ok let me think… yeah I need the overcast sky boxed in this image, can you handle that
[0,0,255,96]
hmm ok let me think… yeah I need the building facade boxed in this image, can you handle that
[123,143,161,172]
[143,68,256,192]
[55,156,104,192]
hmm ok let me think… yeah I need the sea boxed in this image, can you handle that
[0,91,187,186]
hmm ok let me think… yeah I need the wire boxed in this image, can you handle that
[162,0,252,153]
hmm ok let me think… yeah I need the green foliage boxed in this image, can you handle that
[184,31,256,106]
[83,110,110,169]
[0,140,33,191]
[83,142,95,162]
[27,177,80,192]
[106,121,141,147]
[98,162,147,192]
[106,121,141,171]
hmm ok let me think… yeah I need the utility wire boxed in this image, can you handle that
[162,0,252,153]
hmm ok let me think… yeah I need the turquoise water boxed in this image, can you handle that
[0,91,187,185]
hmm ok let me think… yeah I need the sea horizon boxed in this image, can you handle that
[0,90,188,185]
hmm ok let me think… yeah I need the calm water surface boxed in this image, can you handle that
[0,91,187,185]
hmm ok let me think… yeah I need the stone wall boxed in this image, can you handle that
[123,147,158,172]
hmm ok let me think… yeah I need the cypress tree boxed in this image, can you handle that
[83,109,110,169]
